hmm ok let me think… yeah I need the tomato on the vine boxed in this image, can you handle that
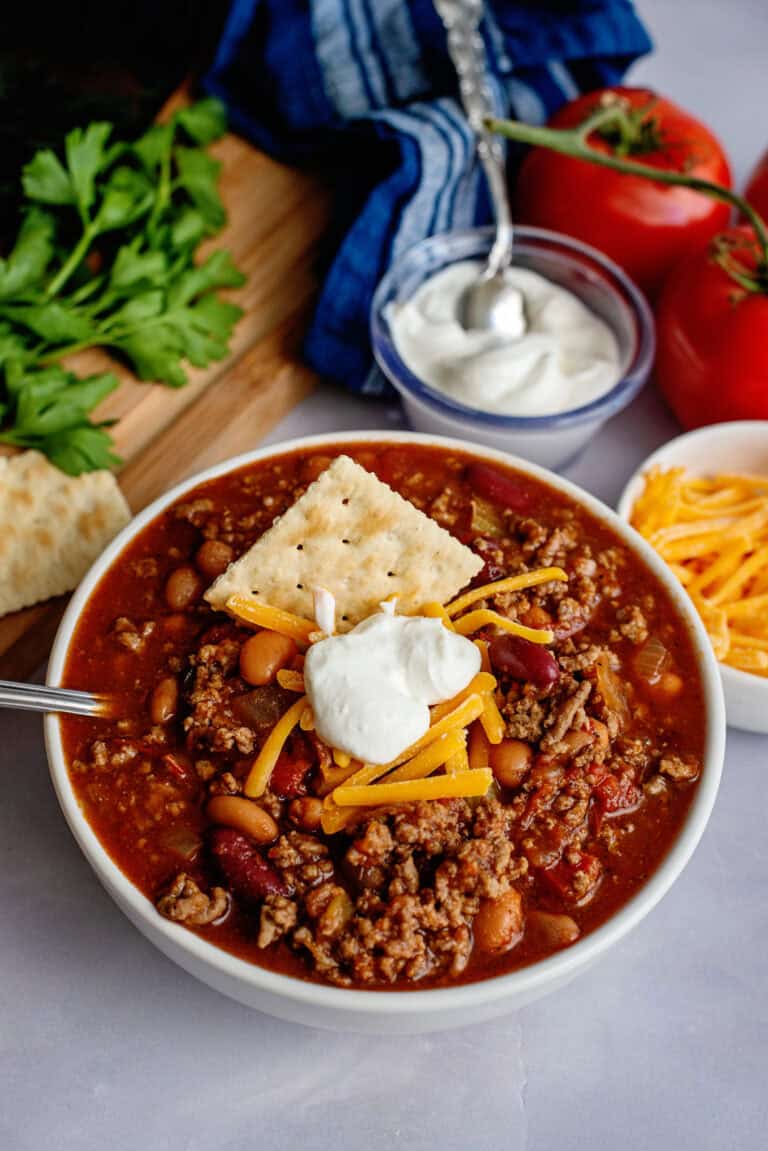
[514,87,732,297]
[745,151,768,222]
[655,226,768,428]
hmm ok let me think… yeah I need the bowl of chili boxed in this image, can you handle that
[44,431,725,1032]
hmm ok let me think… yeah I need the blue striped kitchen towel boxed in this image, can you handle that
[205,1,651,395]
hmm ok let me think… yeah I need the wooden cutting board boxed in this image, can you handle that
[0,94,331,679]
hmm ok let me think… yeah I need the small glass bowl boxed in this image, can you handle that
[370,226,655,470]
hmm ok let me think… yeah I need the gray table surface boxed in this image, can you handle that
[2,4,768,1148]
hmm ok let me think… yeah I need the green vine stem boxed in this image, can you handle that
[487,102,768,281]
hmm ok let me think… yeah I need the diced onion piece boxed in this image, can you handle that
[299,704,315,731]
[244,696,307,797]
[226,595,316,644]
[276,669,305,692]
[332,769,493,807]
[453,608,554,645]
[633,634,670,684]
[445,568,567,618]
[332,747,351,767]
[479,692,505,745]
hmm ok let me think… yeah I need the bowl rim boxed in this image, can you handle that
[45,429,725,1019]
[616,419,768,695]
[370,225,656,431]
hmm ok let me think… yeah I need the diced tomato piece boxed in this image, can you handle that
[540,851,603,905]
[595,773,642,816]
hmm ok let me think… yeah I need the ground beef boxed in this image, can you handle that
[616,604,649,644]
[157,873,229,925]
[183,637,259,755]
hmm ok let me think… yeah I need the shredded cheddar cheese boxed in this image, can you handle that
[453,608,554,644]
[244,696,308,797]
[226,594,316,644]
[479,692,506,745]
[429,671,497,723]
[276,669,306,692]
[444,568,567,617]
[420,601,456,630]
[630,465,768,676]
[332,769,493,807]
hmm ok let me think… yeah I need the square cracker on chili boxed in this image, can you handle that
[205,454,483,628]
[0,449,131,616]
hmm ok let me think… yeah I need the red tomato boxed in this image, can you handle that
[655,225,768,428]
[515,87,732,297]
[745,151,768,221]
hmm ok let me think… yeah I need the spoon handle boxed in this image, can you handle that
[434,0,513,275]
[0,679,110,717]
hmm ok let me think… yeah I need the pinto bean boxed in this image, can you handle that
[195,539,234,579]
[473,890,524,954]
[526,910,580,949]
[164,565,203,610]
[206,796,278,844]
[489,739,533,788]
[288,796,323,831]
[240,630,297,686]
[150,676,179,724]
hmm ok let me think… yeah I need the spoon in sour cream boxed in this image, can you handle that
[434,0,527,338]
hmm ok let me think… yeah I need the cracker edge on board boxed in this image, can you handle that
[0,450,131,616]
[205,454,484,627]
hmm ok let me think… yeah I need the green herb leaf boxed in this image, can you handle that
[175,146,225,229]
[44,423,122,475]
[94,166,154,232]
[65,121,113,216]
[0,208,56,301]
[133,122,174,173]
[167,249,246,308]
[22,150,75,205]
[108,241,168,292]
[175,98,227,146]
[0,301,96,345]
[1,98,242,474]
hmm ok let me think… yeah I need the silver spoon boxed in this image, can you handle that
[434,0,527,336]
[0,679,111,717]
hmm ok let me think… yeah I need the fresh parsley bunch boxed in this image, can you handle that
[0,98,245,474]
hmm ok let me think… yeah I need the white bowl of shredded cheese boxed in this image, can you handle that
[371,227,655,470]
[617,421,768,734]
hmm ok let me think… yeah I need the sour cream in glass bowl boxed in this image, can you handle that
[371,227,654,470]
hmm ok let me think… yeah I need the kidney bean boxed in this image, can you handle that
[209,827,288,901]
[465,464,532,511]
[489,634,560,688]
[270,755,312,798]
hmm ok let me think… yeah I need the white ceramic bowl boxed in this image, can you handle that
[370,227,655,470]
[45,431,725,1033]
[617,420,768,735]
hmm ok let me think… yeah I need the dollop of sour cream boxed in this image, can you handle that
[388,261,621,417]
[304,610,481,765]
